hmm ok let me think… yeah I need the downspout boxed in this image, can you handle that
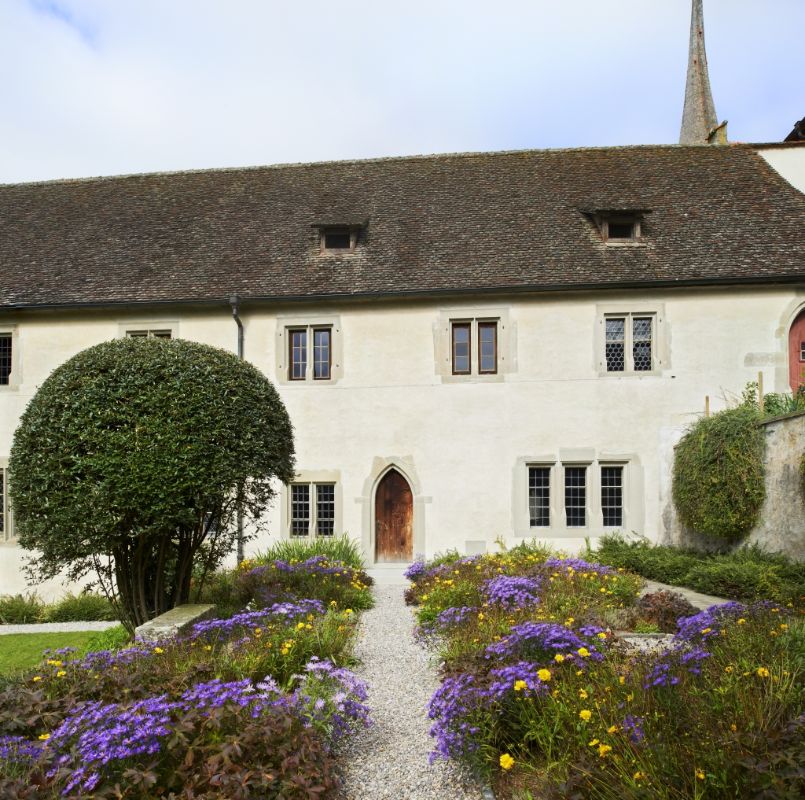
[230,295,245,564]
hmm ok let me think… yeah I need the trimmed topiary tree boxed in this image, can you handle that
[672,405,765,542]
[9,338,295,630]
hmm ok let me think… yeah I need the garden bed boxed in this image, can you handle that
[0,549,375,799]
[407,542,804,799]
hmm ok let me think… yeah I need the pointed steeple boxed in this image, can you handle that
[679,0,722,144]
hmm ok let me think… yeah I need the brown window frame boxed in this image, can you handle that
[477,321,498,374]
[312,327,332,381]
[451,322,472,375]
[288,328,308,381]
[126,329,173,339]
[0,334,11,386]
[602,216,641,244]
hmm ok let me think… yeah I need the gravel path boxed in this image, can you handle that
[337,584,486,800]
[0,621,119,635]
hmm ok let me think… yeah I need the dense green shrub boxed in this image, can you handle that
[41,593,116,622]
[9,337,295,630]
[594,535,805,607]
[0,594,42,624]
[673,405,766,540]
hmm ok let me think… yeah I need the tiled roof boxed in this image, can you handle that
[1,144,804,310]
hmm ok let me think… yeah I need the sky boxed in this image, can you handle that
[0,0,803,183]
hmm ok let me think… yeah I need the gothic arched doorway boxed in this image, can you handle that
[789,309,805,392]
[374,468,413,563]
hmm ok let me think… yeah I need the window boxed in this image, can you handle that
[0,467,12,541]
[605,314,654,373]
[289,482,336,537]
[564,466,587,527]
[528,466,551,527]
[0,334,11,386]
[288,327,331,381]
[595,212,645,244]
[126,329,172,339]
[600,465,624,527]
[450,320,498,375]
[319,225,363,253]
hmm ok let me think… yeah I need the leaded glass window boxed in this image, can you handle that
[605,318,625,372]
[601,466,624,527]
[632,317,652,372]
[564,466,587,527]
[528,466,550,527]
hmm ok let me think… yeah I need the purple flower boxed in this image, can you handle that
[484,622,602,663]
[483,576,541,609]
[0,735,44,765]
[544,557,618,577]
[405,561,427,582]
[622,714,645,744]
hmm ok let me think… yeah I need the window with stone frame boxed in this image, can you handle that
[450,319,498,376]
[288,327,332,381]
[0,334,11,386]
[289,482,336,537]
[605,314,654,373]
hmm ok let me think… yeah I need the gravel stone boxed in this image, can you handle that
[337,583,485,800]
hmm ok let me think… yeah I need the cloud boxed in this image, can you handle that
[1,0,803,183]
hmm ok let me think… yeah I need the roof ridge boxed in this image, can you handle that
[0,142,755,189]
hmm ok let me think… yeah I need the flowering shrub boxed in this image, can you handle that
[410,545,804,799]
[0,558,371,798]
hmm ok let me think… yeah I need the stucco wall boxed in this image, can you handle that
[758,145,805,196]
[1,286,804,598]
[745,413,805,561]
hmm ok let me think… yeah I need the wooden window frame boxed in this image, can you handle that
[288,328,308,381]
[600,464,625,528]
[601,215,641,244]
[451,322,472,375]
[527,464,551,528]
[563,465,588,528]
[125,329,173,339]
[477,321,498,374]
[0,333,12,387]
[289,481,337,538]
[312,328,332,381]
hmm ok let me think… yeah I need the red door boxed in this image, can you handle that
[375,469,413,563]
[789,310,805,393]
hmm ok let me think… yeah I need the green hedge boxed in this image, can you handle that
[594,535,804,607]
[672,405,766,540]
[0,592,116,625]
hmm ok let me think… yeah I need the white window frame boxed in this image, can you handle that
[0,462,15,542]
[0,325,21,390]
[513,453,643,537]
[281,471,342,538]
[117,321,179,340]
[276,316,342,385]
[595,303,667,376]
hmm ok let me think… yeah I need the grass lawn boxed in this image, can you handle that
[0,631,100,676]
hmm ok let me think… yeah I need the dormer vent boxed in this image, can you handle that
[313,221,367,254]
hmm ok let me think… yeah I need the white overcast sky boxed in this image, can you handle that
[1,0,803,183]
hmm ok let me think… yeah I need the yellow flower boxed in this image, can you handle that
[780,624,788,631]
[513,680,528,692]
[46,659,63,667]
[204,645,212,652]
[756,667,770,678]
[578,689,588,699]
[626,693,634,702]
[537,669,551,682]
[579,709,592,721]
[554,654,565,663]
[607,725,618,734]
[499,753,515,770]
[737,618,746,625]
[588,738,600,746]
[296,622,306,630]
[56,670,67,678]
[38,733,50,741]
[724,665,734,674]
[633,771,644,781]
[153,647,164,654]
[597,632,607,640]
[577,647,590,658]
[576,669,584,676]
[618,675,625,685]
[696,769,705,780]
[345,609,353,615]
[565,617,574,626]
[32,676,42,683]
[598,744,612,757]
[477,612,485,621]
[700,628,711,635]
[730,723,737,732]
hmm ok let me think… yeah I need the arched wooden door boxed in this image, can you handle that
[375,469,413,563]
[789,309,805,392]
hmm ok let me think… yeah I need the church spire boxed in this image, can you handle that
[679,0,723,144]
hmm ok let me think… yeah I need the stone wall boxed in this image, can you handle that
[745,412,805,561]
[664,411,805,560]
